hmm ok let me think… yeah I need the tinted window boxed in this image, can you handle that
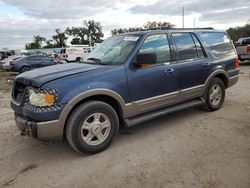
[172,33,198,61]
[27,56,36,61]
[242,39,250,45]
[199,32,235,57]
[139,34,171,63]
[42,56,53,61]
[191,33,205,58]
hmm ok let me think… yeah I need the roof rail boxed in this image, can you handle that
[160,27,214,30]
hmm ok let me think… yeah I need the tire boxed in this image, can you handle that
[75,57,81,62]
[20,66,30,73]
[203,77,225,111]
[66,101,119,154]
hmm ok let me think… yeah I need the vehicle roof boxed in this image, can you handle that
[116,28,225,36]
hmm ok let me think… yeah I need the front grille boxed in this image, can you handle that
[12,81,27,105]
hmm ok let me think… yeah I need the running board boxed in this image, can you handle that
[124,98,205,128]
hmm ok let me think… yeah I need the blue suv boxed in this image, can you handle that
[10,29,239,154]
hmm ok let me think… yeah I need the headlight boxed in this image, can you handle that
[29,89,57,107]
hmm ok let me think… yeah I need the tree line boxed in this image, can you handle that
[25,20,250,49]
[25,21,174,49]
[25,20,104,49]
[227,21,250,42]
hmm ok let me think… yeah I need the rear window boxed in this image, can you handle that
[199,32,235,57]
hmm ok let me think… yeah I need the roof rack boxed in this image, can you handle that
[160,27,214,30]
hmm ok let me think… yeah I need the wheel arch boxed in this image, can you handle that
[57,89,130,138]
[204,69,229,93]
[20,65,31,72]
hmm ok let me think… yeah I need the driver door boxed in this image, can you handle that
[127,34,180,113]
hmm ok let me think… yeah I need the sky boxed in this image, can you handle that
[0,0,249,49]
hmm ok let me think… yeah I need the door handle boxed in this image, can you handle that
[164,68,174,75]
[203,62,211,67]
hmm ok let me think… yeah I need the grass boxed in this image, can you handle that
[0,70,17,93]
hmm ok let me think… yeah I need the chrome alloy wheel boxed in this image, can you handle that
[210,84,222,106]
[81,113,111,146]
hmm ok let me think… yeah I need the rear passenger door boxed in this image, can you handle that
[41,56,56,67]
[28,56,43,69]
[170,32,210,100]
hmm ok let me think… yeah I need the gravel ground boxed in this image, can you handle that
[0,65,249,188]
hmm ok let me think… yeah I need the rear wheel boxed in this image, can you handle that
[66,101,119,154]
[76,57,81,62]
[203,77,225,111]
[20,66,30,73]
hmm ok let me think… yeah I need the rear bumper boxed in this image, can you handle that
[228,75,239,88]
[15,114,63,140]
[239,54,250,60]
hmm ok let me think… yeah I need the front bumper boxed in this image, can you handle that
[15,114,63,140]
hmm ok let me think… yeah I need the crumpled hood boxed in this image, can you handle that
[15,63,105,87]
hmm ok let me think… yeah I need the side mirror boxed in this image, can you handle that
[135,53,157,67]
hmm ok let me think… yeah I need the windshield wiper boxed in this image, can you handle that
[86,57,108,65]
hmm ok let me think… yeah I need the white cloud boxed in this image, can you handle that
[0,0,249,49]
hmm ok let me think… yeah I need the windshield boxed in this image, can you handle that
[86,35,140,65]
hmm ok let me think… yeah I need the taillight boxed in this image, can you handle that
[247,46,250,53]
[234,55,239,69]
[10,61,17,66]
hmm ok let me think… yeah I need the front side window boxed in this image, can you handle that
[172,33,198,61]
[139,34,171,64]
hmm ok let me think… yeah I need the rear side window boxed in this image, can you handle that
[191,33,205,58]
[199,32,235,57]
[172,33,200,61]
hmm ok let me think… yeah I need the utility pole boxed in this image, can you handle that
[193,17,196,28]
[182,7,185,28]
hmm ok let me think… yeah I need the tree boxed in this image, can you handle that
[65,26,88,45]
[25,35,45,49]
[144,21,174,30]
[227,21,250,42]
[111,21,174,35]
[43,39,55,48]
[84,20,104,46]
[52,29,68,47]
[66,20,104,46]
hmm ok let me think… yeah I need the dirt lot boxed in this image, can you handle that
[0,65,249,188]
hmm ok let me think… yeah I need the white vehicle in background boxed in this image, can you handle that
[59,45,94,62]
[235,37,250,61]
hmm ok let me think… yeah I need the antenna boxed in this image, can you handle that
[182,7,185,28]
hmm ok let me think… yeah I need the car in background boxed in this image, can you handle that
[235,37,250,61]
[11,55,62,73]
[0,51,8,60]
[0,55,24,71]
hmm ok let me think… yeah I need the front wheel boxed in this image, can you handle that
[66,101,119,154]
[204,77,225,111]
